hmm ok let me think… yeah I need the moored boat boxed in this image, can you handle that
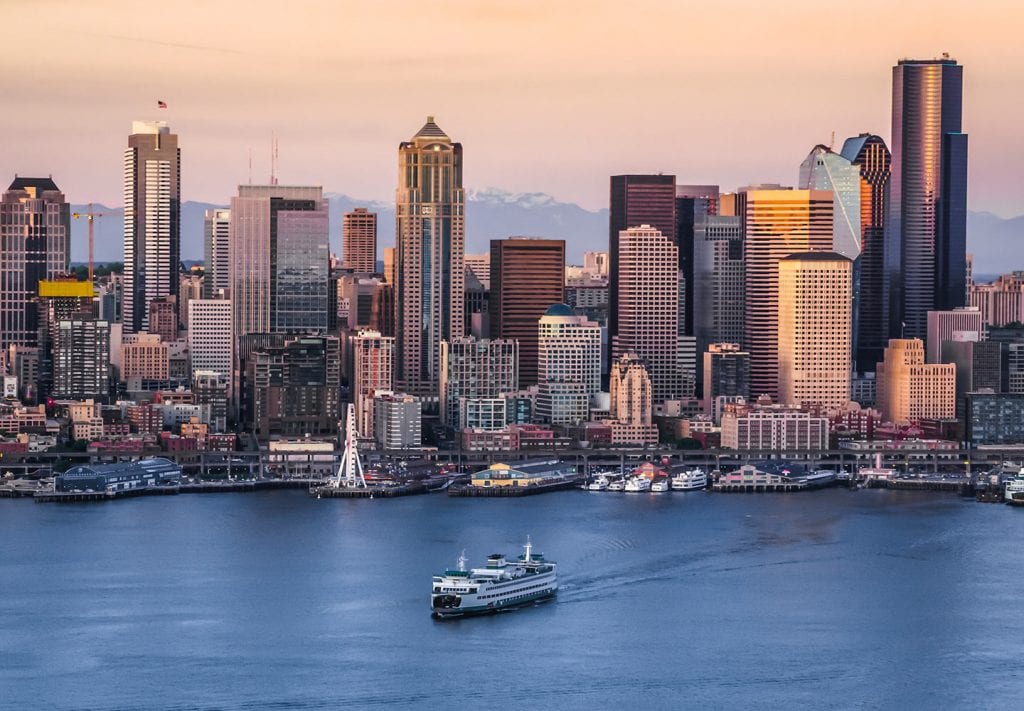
[624,476,652,493]
[671,468,708,491]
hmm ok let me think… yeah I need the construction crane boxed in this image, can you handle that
[70,203,109,282]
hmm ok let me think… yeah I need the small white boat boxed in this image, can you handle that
[624,476,652,493]
[650,479,669,493]
[671,468,708,491]
[607,478,626,492]
[587,476,610,491]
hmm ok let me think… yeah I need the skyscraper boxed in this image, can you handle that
[536,304,601,425]
[876,338,955,424]
[777,252,852,410]
[230,185,329,337]
[743,189,833,399]
[890,56,968,339]
[675,184,720,337]
[609,175,676,369]
[395,117,465,398]
[702,343,750,424]
[841,134,892,372]
[0,177,70,352]
[439,337,518,429]
[352,329,394,437]
[489,237,565,386]
[123,121,180,334]
[203,208,231,299]
[798,146,861,261]
[613,225,687,402]
[692,213,744,365]
[342,208,377,273]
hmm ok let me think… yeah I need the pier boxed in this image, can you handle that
[310,482,426,499]
[448,476,583,497]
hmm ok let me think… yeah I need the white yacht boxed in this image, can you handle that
[650,479,670,493]
[431,539,557,618]
[1005,477,1024,505]
[587,476,610,491]
[671,468,708,491]
[607,478,626,492]
[624,476,652,493]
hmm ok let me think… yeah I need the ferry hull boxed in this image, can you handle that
[432,589,557,619]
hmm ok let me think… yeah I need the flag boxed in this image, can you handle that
[157,100,167,109]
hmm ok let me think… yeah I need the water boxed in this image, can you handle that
[2,489,1023,710]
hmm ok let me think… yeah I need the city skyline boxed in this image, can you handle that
[2,2,1023,218]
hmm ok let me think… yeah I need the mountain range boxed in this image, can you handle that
[71,189,1023,277]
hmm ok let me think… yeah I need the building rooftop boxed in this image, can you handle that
[543,303,575,317]
[414,115,449,140]
[779,251,851,262]
[7,176,61,194]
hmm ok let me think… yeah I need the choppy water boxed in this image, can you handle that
[2,489,1022,710]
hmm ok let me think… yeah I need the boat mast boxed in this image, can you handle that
[333,403,367,488]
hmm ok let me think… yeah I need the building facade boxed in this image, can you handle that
[394,117,465,399]
[374,392,421,449]
[123,121,180,334]
[702,343,750,423]
[351,329,394,437]
[54,314,111,401]
[188,299,233,380]
[342,208,377,273]
[203,208,231,299]
[926,307,983,363]
[439,337,518,429]
[536,304,601,425]
[875,338,956,424]
[692,214,744,365]
[720,407,829,450]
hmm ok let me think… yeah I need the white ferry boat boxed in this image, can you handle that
[431,540,557,618]
[671,468,708,491]
[624,476,652,492]
[607,478,626,492]
[650,479,670,493]
[1005,477,1024,505]
[587,476,610,491]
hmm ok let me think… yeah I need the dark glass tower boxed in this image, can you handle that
[889,57,968,341]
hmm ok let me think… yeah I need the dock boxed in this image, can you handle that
[864,478,972,494]
[310,482,426,499]
[711,481,812,493]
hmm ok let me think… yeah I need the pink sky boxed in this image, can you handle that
[2,0,1022,215]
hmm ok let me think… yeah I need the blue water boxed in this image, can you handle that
[1,489,1022,710]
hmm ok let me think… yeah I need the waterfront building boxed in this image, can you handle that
[0,177,70,353]
[53,313,111,402]
[875,338,955,424]
[536,304,601,425]
[351,329,394,437]
[743,189,834,399]
[203,209,231,299]
[889,57,969,339]
[342,208,377,273]
[469,459,576,488]
[489,237,565,386]
[56,457,180,493]
[926,307,983,363]
[123,121,180,335]
[188,299,233,380]
[373,392,421,449]
[692,213,744,365]
[702,343,750,423]
[230,185,329,337]
[720,407,829,450]
[966,392,1024,446]
[609,174,676,371]
[395,117,465,399]
[439,337,518,429]
[246,335,340,440]
[777,252,852,410]
[841,134,892,370]
[613,225,688,402]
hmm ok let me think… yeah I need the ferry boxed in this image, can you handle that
[431,539,558,618]
[624,476,652,493]
[671,468,708,491]
[1005,477,1024,506]
[587,476,610,491]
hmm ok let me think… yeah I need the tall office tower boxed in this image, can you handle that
[53,314,111,401]
[941,339,1004,419]
[123,121,180,334]
[608,352,653,427]
[463,253,491,289]
[463,268,489,338]
[230,185,329,337]
[926,306,983,363]
[777,252,852,410]
[675,184,720,336]
[439,337,519,429]
[36,280,94,399]
[0,177,70,352]
[702,343,750,423]
[841,134,892,371]
[148,295,178,342]
[743,189,833,399]
[875,338,955,424]
[798,146,861,260]
[609,175,676,370]
[693,214,744,367]
[203,209,231,299]
[188,299,233,379]
[395,117,465,398]
[613,225,685,402]
[890,57,968,339]
[536,304,601,425]
[352,329,394,437]
[342,208,377,273]
[489,237,565,386]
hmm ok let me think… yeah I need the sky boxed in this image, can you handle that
[2,0,1023,215]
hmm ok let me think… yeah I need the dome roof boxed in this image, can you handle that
[543,303,575,317]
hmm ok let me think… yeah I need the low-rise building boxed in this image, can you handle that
[720,406,829,450]
[469,459,577,488]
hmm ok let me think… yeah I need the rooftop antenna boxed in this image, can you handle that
[270,133,279,186]
[248,148,253,185]
[830,130,835,150]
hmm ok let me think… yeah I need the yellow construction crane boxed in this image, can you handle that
[70,203,109,282]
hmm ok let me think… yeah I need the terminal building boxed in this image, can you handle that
[55,457,181,493]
